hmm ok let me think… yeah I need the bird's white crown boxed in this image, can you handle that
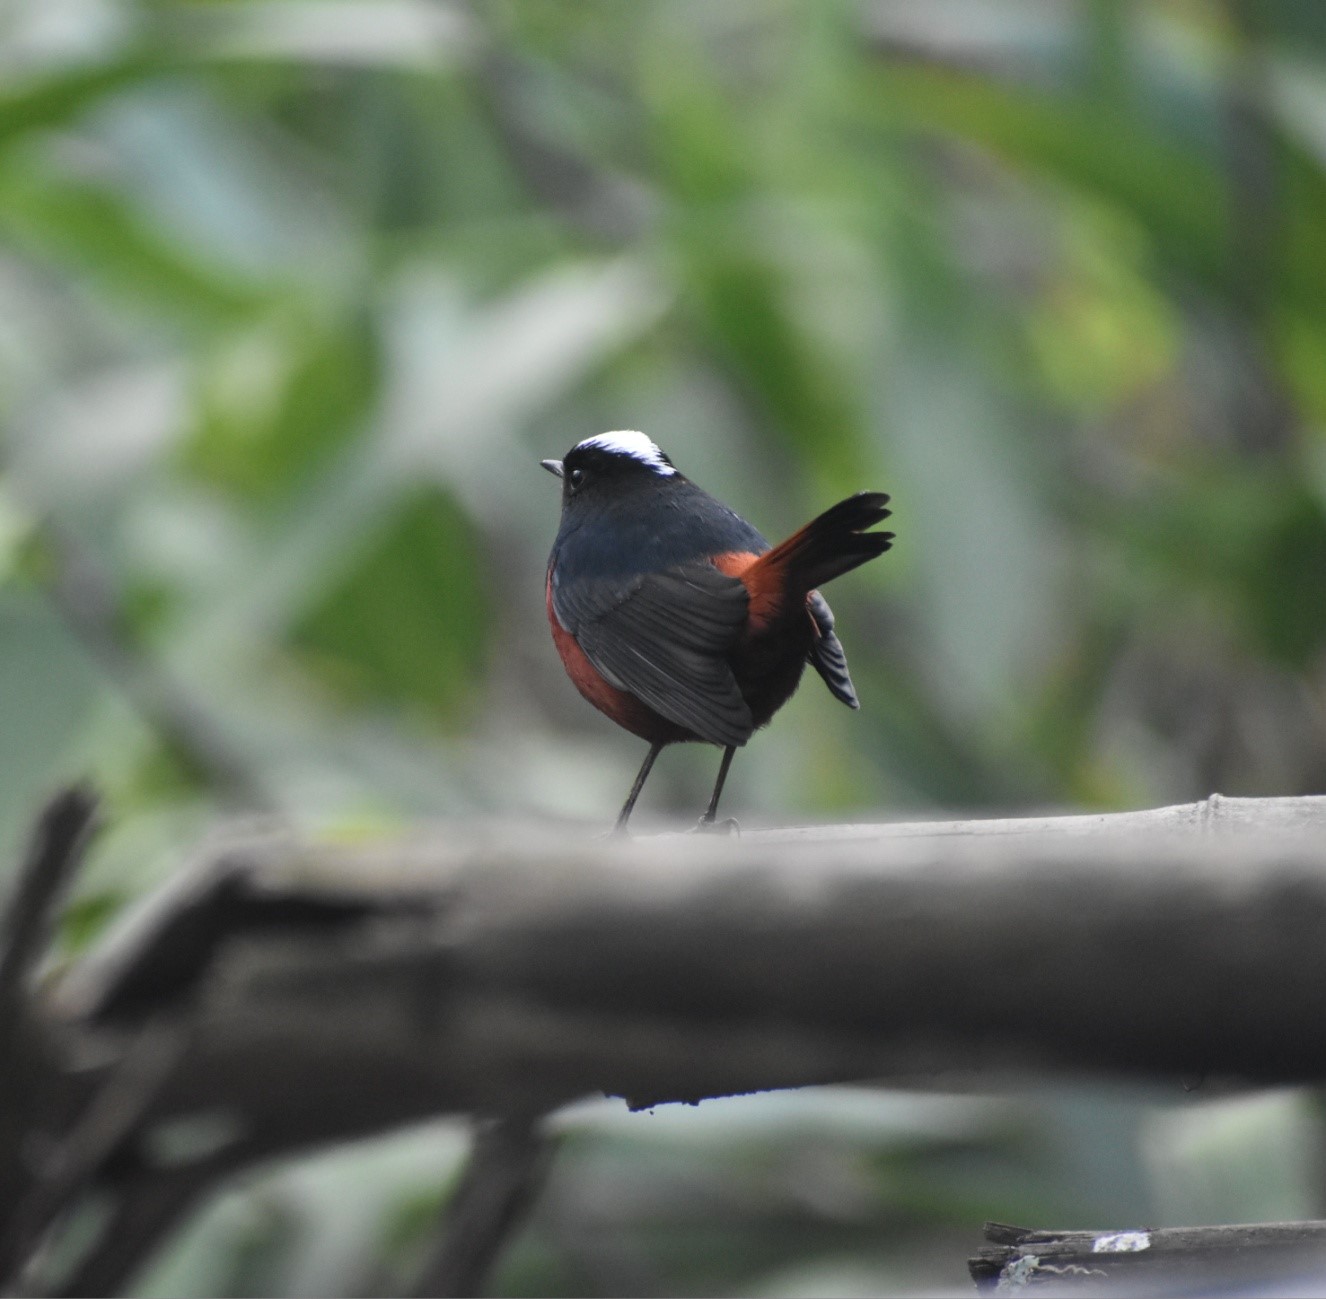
[573,430,676,476]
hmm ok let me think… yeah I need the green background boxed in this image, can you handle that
[3,1,1325,1293]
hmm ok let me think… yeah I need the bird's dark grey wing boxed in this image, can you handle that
[807,590,860,709]
[552,563,754,746]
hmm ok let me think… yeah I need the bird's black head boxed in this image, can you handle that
[541,431,680,512]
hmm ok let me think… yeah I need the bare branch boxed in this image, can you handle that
[0,785,99,1254]
[0,785,99,1039]
[6,793,1325,1294]
[51,1153,251,1299]
[971,1219,1326,1293]
[412,1114,556,1298]
[1,1021,187,1283]
[61,795,1326,1153]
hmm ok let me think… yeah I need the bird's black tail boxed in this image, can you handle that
[807,589,860,708]
[753,491,893,593]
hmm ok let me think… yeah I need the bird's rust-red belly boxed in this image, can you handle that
[546,574,693,743]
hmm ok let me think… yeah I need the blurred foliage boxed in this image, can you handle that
[3,0,1326,1294]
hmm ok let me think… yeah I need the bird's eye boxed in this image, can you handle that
[569,468,586,490]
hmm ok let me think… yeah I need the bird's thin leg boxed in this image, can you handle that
[698,745,737,826]
[614,741,664,835]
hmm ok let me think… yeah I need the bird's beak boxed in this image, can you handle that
[541,459,564,479]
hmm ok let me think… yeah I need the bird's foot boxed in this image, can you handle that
[691,816,740,836]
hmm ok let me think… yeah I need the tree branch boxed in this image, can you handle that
[0,785,99,1269]
[51,1152,252,1299]
[411,1114,556,1298]
[5,793,1326,1293]
[0,785,99,1039]
[2,1020,188,1287]
[970,1219,1326,1293]
[64,795,1326,1138]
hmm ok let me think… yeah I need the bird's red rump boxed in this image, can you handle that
[711,549,786,630]
[709,551,760,578]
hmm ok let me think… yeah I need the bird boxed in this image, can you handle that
[542,431,892,833]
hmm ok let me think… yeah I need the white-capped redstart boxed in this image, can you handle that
[543,431,892,832]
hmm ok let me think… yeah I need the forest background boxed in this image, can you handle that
[2,1,1326,1294]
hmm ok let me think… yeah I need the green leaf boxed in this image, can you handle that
[0,57,172,152]
[867,60,1326,406]
[289,489,487,724]
[182,311,379,503]
[866,63,1232,289]
[0,152,267,323]
[1111,467,1326,669]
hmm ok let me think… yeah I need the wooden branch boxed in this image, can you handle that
[970,1219,1326,1292]
[4,1021,188,1288]
[60,796,1326,1131]
[748,791,1326,839]
[51,1153,252,1299]
[0,785,98,1039]
[412,1114,557,1298]
[5,793,1326,1293]
[0,786,99,1279]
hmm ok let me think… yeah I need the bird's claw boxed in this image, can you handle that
[691,816,740,836]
